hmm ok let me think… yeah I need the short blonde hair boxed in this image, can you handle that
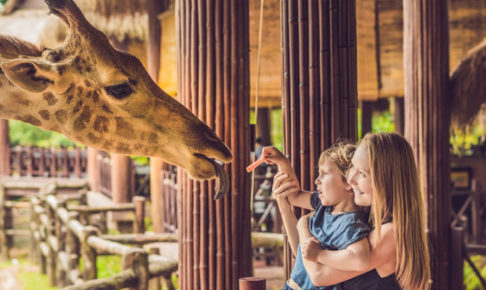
[318,141,356,180]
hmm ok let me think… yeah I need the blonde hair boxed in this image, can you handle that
[361,133,430,290]
[318,141,356,181]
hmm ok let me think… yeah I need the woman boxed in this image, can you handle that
[274,133,431,289]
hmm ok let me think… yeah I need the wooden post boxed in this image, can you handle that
[150,158,164,233]
[393,97,404,135]
[81,226,98,280]
[148,247,161,290]
[56,200,67,287]
[0,183,9,261]
[361,101,373,135]
[256,108,271,146]
[87,147,100,192]
[147,0,167,234]
[450,226,464,290]
[239,277,266,290]
[280,0,358,279]
[133,196,146,234]
[471,179,481,244]
[0,120,10,176]
[45,197,57,286]
[403,0,451,288]
[122,248,149,290]
[111,154,131,203]
[66,212,81,286]
[177,0,252,288]
[29,198,39,263]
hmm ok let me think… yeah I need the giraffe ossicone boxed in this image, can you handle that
[0,0,232,199]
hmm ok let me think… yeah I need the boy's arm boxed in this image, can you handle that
[301,237,371,272]
[295,213,337,286]
[275,197,299,256]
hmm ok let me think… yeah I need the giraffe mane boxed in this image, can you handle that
[0,35,43,59]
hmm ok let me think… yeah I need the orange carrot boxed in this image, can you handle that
[246,156,266,172]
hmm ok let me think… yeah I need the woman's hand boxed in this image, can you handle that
[272,171,301,201]
[301,236,322,262]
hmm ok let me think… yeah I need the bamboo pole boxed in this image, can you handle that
[281,0,358,280]
[176,0,251,288]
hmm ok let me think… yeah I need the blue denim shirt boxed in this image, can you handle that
[288,192,370,290]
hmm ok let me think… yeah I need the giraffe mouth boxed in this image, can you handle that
[193,154,229,200]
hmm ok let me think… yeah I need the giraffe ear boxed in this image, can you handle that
[1,59,54,93]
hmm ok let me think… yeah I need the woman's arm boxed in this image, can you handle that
[299,223,396,286]
[301,236,370,272]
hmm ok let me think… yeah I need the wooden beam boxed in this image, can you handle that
[361,101,373,135]
[403,0,451,288]
[393,97,404,135]
[147,0,168,234]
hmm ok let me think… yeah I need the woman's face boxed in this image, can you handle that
[347,144,373,206]
[314,159,352,206]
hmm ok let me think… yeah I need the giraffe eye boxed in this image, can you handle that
[105,83,133,100]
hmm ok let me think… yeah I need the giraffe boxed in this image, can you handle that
[0,0,231,198]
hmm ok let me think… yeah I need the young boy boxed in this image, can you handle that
[263,143,375,290]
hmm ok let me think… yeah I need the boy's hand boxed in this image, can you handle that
[262,146,290,167]
[301,236,321,262]
[272,172,300,200]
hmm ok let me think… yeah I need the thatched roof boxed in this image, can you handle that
[0,0,148,45]
[450,38,486,129]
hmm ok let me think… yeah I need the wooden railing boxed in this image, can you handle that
[450,179,486,289]
[161,166,178,233]
[29,189,178,289]
[97,152,150,200]
[9,146,87,178]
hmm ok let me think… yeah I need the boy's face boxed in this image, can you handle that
[314,159,353,206]
[347,144,373,206]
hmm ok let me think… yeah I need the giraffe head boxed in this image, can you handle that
[0,0,232,198]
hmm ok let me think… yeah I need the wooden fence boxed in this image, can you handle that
[0,179,284,289]
[9,146,87,178]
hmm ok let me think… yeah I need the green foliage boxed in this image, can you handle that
[450,125,485,155]
[0,258,56,290]
[372,110,395,133]
[463,255,486,290]
[0,0,7,6]
[132,156,149,166]
[9,120,81,148]
[79,255,122,279]
[270,109,283,151]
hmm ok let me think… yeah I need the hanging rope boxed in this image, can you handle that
[250,0,266,217]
